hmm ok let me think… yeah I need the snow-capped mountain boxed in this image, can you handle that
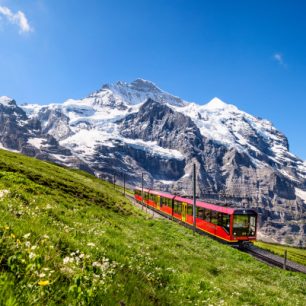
[173,98,306,187]
[1,79,305,246]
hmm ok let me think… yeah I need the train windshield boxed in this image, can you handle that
[233,215,256,237]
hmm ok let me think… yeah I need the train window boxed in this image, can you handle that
[187,205,193,216]
[218,213,230,231]
[165,198,172,207]
[224,214,230,229]
[217,213,221,225]
[134,190,141,196]
[233,215,256,236]
[167,198,172,207]
[173,201,181,214]
[162,197,167,206]
[250,216,256,231]
[173,201,177,213]
[203,209,211,222]
[167,199,170,206]
[234,215,248,228]
[211,211,218,224]
[174,202,177,213]
[197,208,204,219]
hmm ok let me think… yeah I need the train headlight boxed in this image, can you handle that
[234,232,236,236]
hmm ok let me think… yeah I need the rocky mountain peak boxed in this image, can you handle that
[0,96,16,107]
[87,79,186,108]
[205,97,231,110]
[199,97,240,115]
[129,78,161,93]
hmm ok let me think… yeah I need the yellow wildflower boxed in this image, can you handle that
[38,280,49,286]
[4,226,9,230]
[10,233,16,239]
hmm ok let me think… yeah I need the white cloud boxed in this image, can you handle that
[273,53,286,68]
[0,6,32,33]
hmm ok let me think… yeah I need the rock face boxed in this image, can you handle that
[0,97,93,173]
[0,80,305,246]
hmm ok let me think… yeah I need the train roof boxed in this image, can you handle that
[134,188,175,199]
[233,208,257,215]
[149,189,174,199]
[173,196,236,214]
[196,200,236,214]
[134,188,257,215]
[134,187,150,193]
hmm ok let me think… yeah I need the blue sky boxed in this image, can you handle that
[0,0,305,160]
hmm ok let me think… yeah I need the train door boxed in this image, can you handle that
[181,202,187,222]
[157,195,161,210]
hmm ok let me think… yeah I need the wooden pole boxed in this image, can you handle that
[283,250,287,270]
[193,163,196,234]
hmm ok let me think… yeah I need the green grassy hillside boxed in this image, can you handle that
[0,149,305,305]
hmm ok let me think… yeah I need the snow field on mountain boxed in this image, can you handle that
[0,96,15,106]
[295,187,306,203]
[27,138,45,149]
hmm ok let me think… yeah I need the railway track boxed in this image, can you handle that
[124,192,306,274]
[242,243,306,273]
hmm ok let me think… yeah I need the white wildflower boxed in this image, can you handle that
[38,273,46,278]
[23,233,31,239]
[87,242,96,247]
[63,256,74,264]
[29,252,36,259]
[0,189,9,199]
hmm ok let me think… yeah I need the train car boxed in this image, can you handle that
[133,188,257,245]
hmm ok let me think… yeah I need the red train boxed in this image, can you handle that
[134,188,257,245]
